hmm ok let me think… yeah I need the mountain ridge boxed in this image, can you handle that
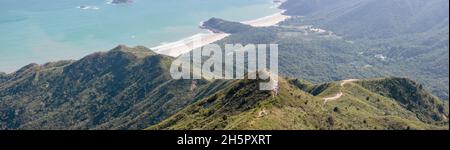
[149,76,448,130]
[0,45,210,129]
[1,45,447,130]
[1,0,449,130]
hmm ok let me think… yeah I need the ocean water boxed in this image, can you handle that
[0,0,279,72]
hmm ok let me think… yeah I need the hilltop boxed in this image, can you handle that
[1,44,447,130]
[149,77,448,130]
[0,45,214,129]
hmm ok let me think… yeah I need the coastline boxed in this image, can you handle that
[0,1,289,73]
[153,6,290,57]
[241,11,289,27]
[151,32,230,57]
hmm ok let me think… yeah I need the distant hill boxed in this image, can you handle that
[206,19,386,82]
[279,0,449,100]
[199,0,449,100]
[149,77,448,130]
[281,0,449,39]
[201,17,253,33]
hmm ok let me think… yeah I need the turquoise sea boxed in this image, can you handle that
[0,0,279,72]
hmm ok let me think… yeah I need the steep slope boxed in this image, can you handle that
[279,0,449,99]
[148,77,331,130]
[292,77,449,129]
[357,78,449,123]
[149,77,448,130]
[281,0,449,39]
[211,21,386,84]
[0,45,216,130]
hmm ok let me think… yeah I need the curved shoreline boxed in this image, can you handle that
[153,9,290,57]
[241,11,289,27]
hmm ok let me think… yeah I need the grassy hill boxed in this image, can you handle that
[1,0,448,130]
[148,77,448,130]
[0,45,219,129]
[1,44,447,130]
[356,78,449,123]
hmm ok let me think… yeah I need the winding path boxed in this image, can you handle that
[323,79,359,104]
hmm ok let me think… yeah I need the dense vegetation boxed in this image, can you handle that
[201,17,253,33]
[149,77,448,130]
[0,46,219,129]
[1,45,447,130]
[281,0,449,39]
[280,0,449,99]
[357,78,448,123]
[1,0,448,130]
[215,22,387,92]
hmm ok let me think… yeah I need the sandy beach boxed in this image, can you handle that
[151,32,230,57]
[241,11,290,27]
[153,11,290,57]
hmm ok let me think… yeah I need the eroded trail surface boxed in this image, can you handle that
[323,79,359,104]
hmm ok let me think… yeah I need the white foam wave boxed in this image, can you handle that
[77,6,100,10]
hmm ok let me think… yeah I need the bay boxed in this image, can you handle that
[0,0,279,72]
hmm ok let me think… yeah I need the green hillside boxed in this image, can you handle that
[279,0,449,99]
[195,0,449,100]
[0,45,217,129]
[214,23,386,84]
[281,0,449,39]
[201,17,253,33]
[357,78,449,123]
[1,44,447,130]
[148,77,448,130]
[1,0,448,130]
